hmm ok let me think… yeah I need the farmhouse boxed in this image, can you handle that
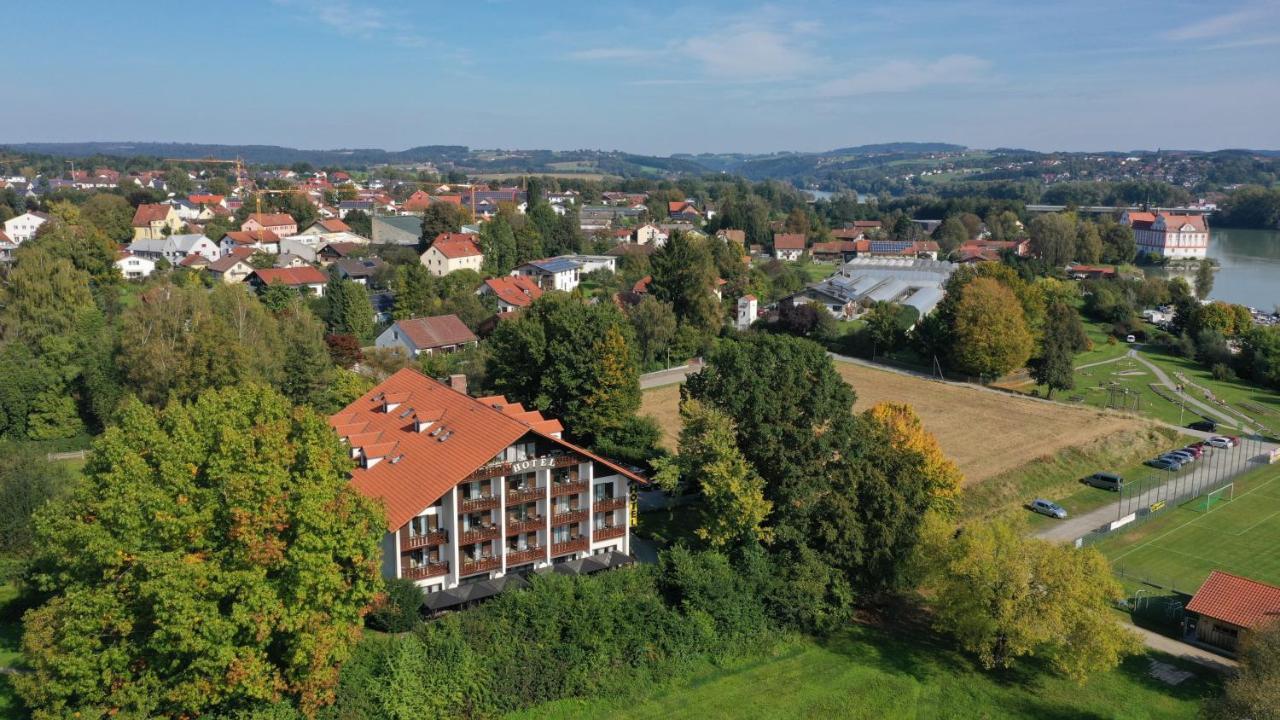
[2,210,50,243]
[773,233,806,261]
[329,369,643,601]
[375,314,478,357]
[1186,570,1280,654]
[222,230,281,256]
[115,251,156,279]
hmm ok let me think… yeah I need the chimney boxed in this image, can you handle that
[449,374,468,395]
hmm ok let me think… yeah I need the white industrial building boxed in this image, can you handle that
[780,257,955,320]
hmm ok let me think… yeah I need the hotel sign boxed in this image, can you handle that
[510,456,559,473]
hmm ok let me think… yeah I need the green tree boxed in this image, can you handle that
[649,232,721,336]
[1195,261,1215,299]
[950,277,1034,378]
[1076,221,1103,264]
[479,214,518,275]
[79,193,134,242]
[1030,301,1086,399]
[925,521,1141,682]
[391,263,438,320]
[486,293,640,446]
[629,296,678,367]
[1028,213,1078,266]
[279,302,336,408]
[16,386,384,718]
[864,301,908,355]
[1210,619,1280,720]
[326,275,376,343]
[418,202,469,248]
[1100,220,1136,264]
[343,209,372,238]
[0,443,77,573]
[933,216,969,254]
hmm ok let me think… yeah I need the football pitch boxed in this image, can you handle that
[1098,467,1280,593]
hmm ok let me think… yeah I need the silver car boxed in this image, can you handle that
[1030,498,1068,519]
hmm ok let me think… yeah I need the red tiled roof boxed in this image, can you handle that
[0,230,10,244]
[330,368,642,530]
[392,315,478,350]
[810,240,860,255]
[1187,571,1280,629]
[246,212,296,228]
[317,218,350,232]
[131,203,171,226]
[851,220,882,229]
[252,266,327,286]
[188,194,224,205]
[179,253,210,267]
[830,228,865,240]
[773,233,806,250]
[224,229,281,246]
[668,201,701,215]
[717,229,746,244]
[1157,214,1208,232]
[483,276,544,308]
[430,233,483,259]
[322,241,360,257]
[207,253,253,273]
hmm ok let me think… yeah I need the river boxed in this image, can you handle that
[1155,227,1280,311]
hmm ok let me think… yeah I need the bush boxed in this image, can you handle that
[1211,362,1237,381]
[366,577,426,633]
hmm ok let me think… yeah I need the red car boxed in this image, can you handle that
[1181,446,1204,459]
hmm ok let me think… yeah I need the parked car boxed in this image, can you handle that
[1146,457,1182,471]
[1125,334,1136,343]
[1207,436,1233,449]
[1163,451,1195,464]
[1084,472,1124,491]
[1180,446,1204,459]
[1030,498,1068,519]
[1227,436,1242,447]
[1189,420,1218,432]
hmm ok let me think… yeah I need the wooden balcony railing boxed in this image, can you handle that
[401,529,447,550]
[466,453,580,481]
[459,525,500,544]
[459,556,500,576]
[401,561,448,580]
[551,537,588,556]
[594,496,626,512]
[594,525,626,541]
[506,485,544,504]
[550,480,588,498]
[505,517,543,535]
[505,546,545,566]
[551,509,587,526]
[459,494,498,513]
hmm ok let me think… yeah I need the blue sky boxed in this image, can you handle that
[5,0,1278,154]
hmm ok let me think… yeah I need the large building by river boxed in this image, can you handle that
[1121,211,1209,260]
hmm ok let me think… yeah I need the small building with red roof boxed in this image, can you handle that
[329,368,644,599]
[248,266,328,296]
[420,232,484,276]
[375,314,478,357]
[478,276,544,313]
[131,203,182,241]
[1187,570,1280,653]
[241,212,298,237]
[773,233,807,261]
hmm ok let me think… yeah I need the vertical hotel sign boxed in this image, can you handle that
[630,482,639,526]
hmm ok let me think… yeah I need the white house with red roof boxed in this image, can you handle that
[248,266,328,296]
[221,229,281,256]
[375,314,478,357]
[420,232,484,276]
[478,276,544,312]
[1121,211,1209,259]
[115,251,156,279]
[773,233,806,261]
[1186,570,1280,653]
[241,212,298,237]
[330,368,644,598]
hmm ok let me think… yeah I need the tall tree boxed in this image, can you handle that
[479,214,518,275]
[279,302,336,407]
[1209,619,1280,720]
[628,296,678,367]
[326,275,375,343]
[933,216,969,254]
[418,202,469,248]
[1076,221,1103,264]
[1030,300,1086,399]
[950,277,1034,378]
[1099,220,1137,264]
[649,232,721,336]
[16,387,384,718]
[1028,213,1078,266]
[925,522,1141,682]
[1195,261,1215,299]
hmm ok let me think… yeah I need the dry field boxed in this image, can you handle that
[641,360,1148,486]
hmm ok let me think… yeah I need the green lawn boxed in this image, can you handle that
[1138,348,1280,436]
[798,261,837,283]
[510,624,1218,720]
[1096,467,1280,593]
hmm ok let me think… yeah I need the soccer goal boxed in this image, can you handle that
[1201,484,1234,512]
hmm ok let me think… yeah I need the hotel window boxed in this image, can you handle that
[594,512,614,531]
[553,525,579,544]
[464,542,491,561]
[554,495,579,514]
[507,472,536,492]
[407,514,438,537]
[593,483,615,502]
[460,480,491,500]
[507,502,538,522]
[462,512,492,531]
[507,532,536,552]
[552,465,579,485]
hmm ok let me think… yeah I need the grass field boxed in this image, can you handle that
[1097,467,1280,593]
[644,359,1152,487]
[510,624,1218,720]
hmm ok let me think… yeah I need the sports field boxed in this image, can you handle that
[1098,467,1280,593]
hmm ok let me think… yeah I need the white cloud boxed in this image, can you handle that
[275,0,429,46]
[681,26,818,81]
[567,47,660,61]
[1164,5,1272,41]
[817,55,992,98]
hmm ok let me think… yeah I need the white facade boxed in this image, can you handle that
[775,248,803,261]
[736,295,758,330]
[115,254,157,279]
[3,212,48,243]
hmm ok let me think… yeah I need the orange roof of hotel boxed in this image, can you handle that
[1187,570,1280,629]
[330,368,639,530]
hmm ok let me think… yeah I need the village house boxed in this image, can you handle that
[810,240,864,263]
[633,223,669,247]
[131,203,182,241]
[317,241,362,265]
[668,201,703,222]
[3,211,50,243]
[241,212,298,237]
[248,266,328,296]
[205,251,256,284]
[716,229,746,248]
[335,256,388,285]
[420,232,484,276]
[773,233,806,261]
[478,276,544,313]
[375,314,479,357]
[1186,570,1280,654]
[221,230,281,256]
[512,257,582,292]
[300,218,352,235]
[115,251,156,279]
[329,368,643,603]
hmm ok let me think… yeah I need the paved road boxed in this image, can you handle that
[639,359,703,389]
[1034,438,1275,542]
[1124,622,1237,673]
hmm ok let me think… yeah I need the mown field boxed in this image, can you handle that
[1096,466,1280,593]
[510,624,1218,720]
[642,359,1152,487]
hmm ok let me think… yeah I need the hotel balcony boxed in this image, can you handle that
[505,517,544,535]
[459,494,499,513]
[551,480,588,498]
[594,525,625,542]
[594,496,626,512]
[506,485,544,504]
[459,525,500,544]
[551,537,588,556]
[400,529,447,550]
[459,556,500,576]
[401,561,448,580]
[551,508,587,526]
[505,546,545,566]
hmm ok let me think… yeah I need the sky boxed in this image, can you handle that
[4,0,1279,155]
